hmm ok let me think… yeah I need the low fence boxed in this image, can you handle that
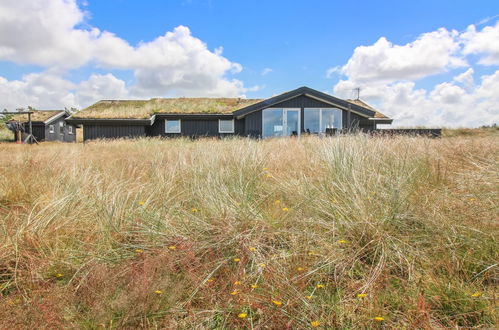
[325,128,442,138]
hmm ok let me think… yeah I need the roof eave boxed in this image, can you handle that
[65,117,154,125]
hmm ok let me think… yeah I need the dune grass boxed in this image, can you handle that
[0,135,497,328]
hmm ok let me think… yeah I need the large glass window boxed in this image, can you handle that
[304,109,320,134]
[304,108,342,133]
[262,108,300,138]
[263,109,284,138]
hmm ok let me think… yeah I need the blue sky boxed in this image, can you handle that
[83,0,499,95]
[0,0,498,127]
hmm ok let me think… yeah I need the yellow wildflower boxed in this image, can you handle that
[337,239,349,244]
[272,300,283,306]
[251,284,258,288]
[316,284,325,289]
[259,263,266,268]
[297,267,305,272]
[282,207,289,212]
[308,251,318,256]
[233,258,241,262]
[249,247,257,252]
[238,313,247,319]
[373,317,384,322]
[357,293,367,298]
[306,295,313,300]
[138,201,145,206]
[168,245,177,250]
[191,208,198,213]
[135,249,143,253]
[234,281,241,285]
[274,200,281,205]
[310,320,320,327]
[207,278,214,283]
[471,291,482,297]
[266,174,272,178]
[154,290,162,295]
[55,273,64,278]
[230,290,239,295]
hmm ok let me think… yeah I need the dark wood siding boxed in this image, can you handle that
[271,95,333,109]
[244,111,261,137]
[43,116,75,142]
[148,115,240,138]
[30,124,45,142]
[84,125,146,140]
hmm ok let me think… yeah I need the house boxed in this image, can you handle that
[67,86,392,141]
[7,110,77,142]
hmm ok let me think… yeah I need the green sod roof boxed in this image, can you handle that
[6,110,65,122]
[72,98,264,119]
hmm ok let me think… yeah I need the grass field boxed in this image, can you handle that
[0,134,497,328]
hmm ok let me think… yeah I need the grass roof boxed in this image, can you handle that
[347,99,389,118]
[72,98,264,119]
[6,110,64,122]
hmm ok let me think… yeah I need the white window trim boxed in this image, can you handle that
[68,126,73,134]
[49,125,54,133]
[165,119,181,133]
[219,119,235,133]
[304,108,343,133]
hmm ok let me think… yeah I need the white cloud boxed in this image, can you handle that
[334,70,499,128]
[338,28,466,84]
[0,72,132,110]
[261,68,273,76]
[0,72,76,110]
[461,21,499,65]
[331,23,499,127]
[453,68,475,90]
[0,0,251,109]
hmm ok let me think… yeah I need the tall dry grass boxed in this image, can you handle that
[0,135,497,329]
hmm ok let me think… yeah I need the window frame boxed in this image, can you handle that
[49,125,54,133]
[218,119,235,133]
[68,125,73,134]
[165,119,181,134]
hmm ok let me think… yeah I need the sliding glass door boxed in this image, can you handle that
[262,108,300,138]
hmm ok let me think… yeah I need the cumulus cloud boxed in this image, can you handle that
[461,21,499,65]
[331,22,499,127]
[0,0,250,110]
[337,28,465,84]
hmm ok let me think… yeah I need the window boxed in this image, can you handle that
[68,126,73,134]
[165,119,181,133]
[59,121,64,134]
[219,119,234,133]
[262,108,300,138]
[49,125,54,133]
[304,108,342,134]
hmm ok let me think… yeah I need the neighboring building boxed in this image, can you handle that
[67,86,392,141]
[7,110,77,142]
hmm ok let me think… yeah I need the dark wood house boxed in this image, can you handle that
[67,86,392,141]
[7,110,77,142]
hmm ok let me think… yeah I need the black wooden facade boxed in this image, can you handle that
[68,87,392,141]
[10,111,77,142]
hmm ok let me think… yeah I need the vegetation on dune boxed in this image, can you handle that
[0,135,497,328]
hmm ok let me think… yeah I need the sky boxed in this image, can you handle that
[0,0,498,127]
